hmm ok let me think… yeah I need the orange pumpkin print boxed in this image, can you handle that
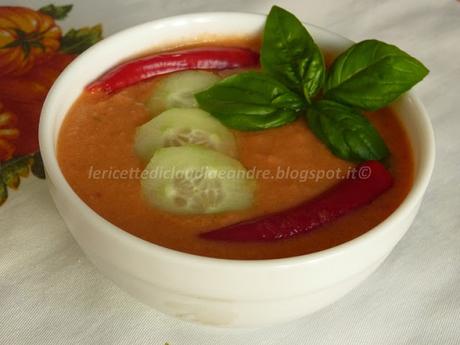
[0,101,19,161]
[0,3,102,206]
[0,6,61,77]
[0,53,75,156]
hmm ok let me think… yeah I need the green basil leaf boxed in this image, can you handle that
[306,100,390,161]
[260,6,325,103]
[195,72,306,131]
[325,39,429,111]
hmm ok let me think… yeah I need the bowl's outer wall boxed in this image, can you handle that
[39,13,434,327]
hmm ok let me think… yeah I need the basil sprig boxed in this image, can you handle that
[195,72,306,130]
[324,40,429,110]
[260,6,325,103]
[195,6,428,162]
[307,100,389,161]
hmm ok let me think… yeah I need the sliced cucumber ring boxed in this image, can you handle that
[134,108,237,161]
[141,146,255,214]
[147,70,221,115]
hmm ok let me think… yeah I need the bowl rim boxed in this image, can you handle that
[39,11,435,268]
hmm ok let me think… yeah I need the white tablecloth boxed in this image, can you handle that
[1,0,459,344]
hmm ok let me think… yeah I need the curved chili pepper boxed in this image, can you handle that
[86,47,260,94]
[200,160,394,242]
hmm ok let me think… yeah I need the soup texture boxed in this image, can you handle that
[58,41,414,260]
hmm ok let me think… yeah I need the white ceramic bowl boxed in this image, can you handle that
[39,12,435,328]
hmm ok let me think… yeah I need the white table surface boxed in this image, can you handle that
[1,0,459,344]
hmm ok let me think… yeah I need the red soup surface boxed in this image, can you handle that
[57,40,414,260]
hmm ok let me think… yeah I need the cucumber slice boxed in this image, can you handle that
[147,71,221,115]
[141,146,255,214]
[134,108,237,161]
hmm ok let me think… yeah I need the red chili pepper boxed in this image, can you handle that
[86,47,260,94]
[200,161,394,242]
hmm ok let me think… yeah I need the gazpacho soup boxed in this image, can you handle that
[57,6,428,260]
